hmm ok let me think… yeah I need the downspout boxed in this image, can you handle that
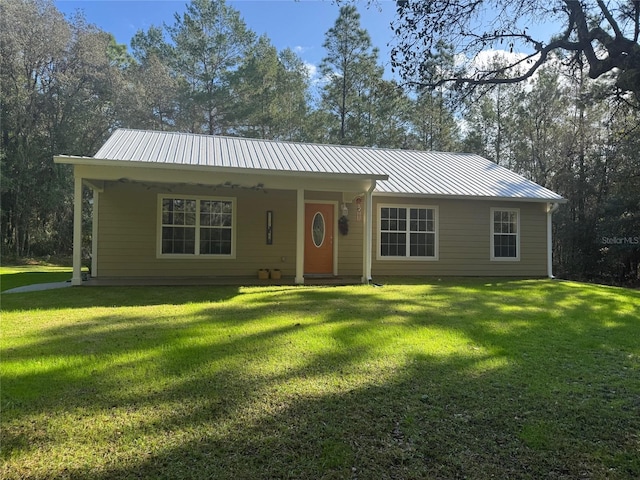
[363,180,376,284]
[547,202,560,278]
[72,172,83,286]
[91,188,99,278]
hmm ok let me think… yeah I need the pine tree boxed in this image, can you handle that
[167,0,255,134]
[319,5,381,145]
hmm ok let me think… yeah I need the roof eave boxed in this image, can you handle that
[54,156,389,182]
[372,191,567,204]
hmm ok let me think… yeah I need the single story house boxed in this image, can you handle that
[54,128,566,286]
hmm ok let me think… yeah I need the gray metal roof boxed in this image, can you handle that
[94,128,389,177]
[91,128,564,202]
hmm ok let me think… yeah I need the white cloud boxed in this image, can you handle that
[470,49,535,77]
[304,62,318,80]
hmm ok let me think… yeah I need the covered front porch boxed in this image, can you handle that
[57,157,385,287]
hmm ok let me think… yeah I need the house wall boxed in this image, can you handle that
[371,196,548,277]
[337,205,365,276]
[95,183,548,279]
[95,183,366,278]
[97,182,298,277]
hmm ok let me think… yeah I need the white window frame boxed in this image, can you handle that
[377,204,439,261]
[490,207,520,261]
[157,195,236,259]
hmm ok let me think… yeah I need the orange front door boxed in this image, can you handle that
[304,203,334,274]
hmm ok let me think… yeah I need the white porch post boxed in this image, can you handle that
[71,172,83,286]
[295,188,305,284]
[362,181,376,284]
[547,202,560,278]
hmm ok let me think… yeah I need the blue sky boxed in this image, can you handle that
[54,0,400,79]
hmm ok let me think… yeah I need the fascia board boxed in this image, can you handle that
[67,161,378,193]
[54,156,388,182]
[372,191,567,204]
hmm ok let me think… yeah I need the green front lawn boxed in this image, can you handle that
[1,278,639,479]
[0,265,72,292]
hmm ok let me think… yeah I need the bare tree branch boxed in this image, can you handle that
[390,0,640,103]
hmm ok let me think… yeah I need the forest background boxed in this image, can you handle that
[1,0,639,285]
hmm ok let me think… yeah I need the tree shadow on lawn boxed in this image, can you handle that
[83,356,640,480]
[2,280,639,479]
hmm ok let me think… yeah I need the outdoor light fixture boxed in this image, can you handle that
[342,203,348,217]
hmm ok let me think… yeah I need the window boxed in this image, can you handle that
[161,198,196,254]
[311,212,326,247]
[159,196,234,257]
[379,205,437,259]
[491,208,519,260]
[199,199,233,255]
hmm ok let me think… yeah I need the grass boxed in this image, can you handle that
[1,277,639,479]
[0,264,73,292]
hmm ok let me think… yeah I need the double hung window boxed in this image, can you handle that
[160,196,234,257]
[491,208,519,260]
[379,206,437,259]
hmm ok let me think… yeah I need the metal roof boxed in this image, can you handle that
[90,128,564,202]
[93,128,389,177]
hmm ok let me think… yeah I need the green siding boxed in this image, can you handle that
[372,197,548,277]
[97,183,298,277]
[96,184,548,279]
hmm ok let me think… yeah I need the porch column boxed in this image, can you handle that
[71,172,83,286]
[295,188,305,284]
[547,202,560,278]
[362,181,376,284]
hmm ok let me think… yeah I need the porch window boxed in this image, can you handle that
[159,196,234,257]
[378,205,438,259]
[491,208,519,260]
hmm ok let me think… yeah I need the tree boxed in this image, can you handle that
[596,107,640,282]
[167,0,255,134]
[548,61,639,282]
[131,25,171,64]
[229,36,310,140]
[409,42,460,152]
[510,66,569,186]
[129,26,179,130]
[1,0,125,256]
[366,79,414,148]
[124,54,180,130]
[462,86,522,167]
[391,1,640,103]
[275,48,312,141]
[319,5,382,144]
